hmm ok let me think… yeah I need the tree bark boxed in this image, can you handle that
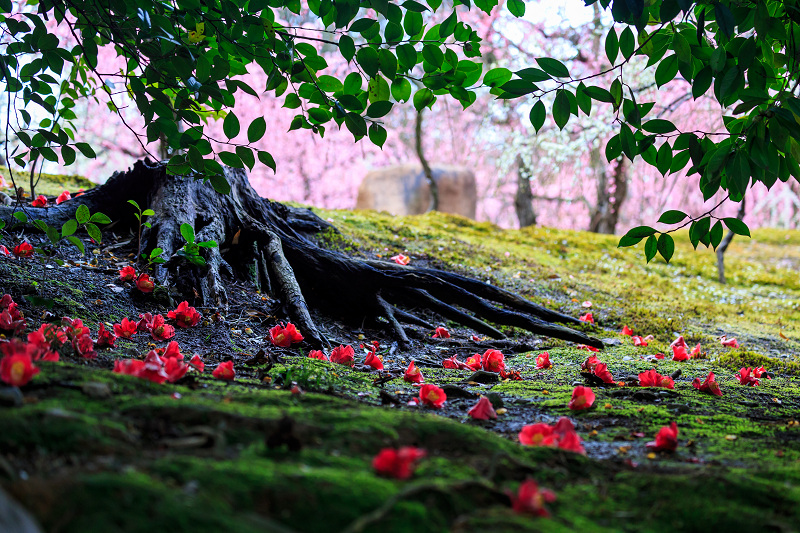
[588,156,628,234]
[0,161,604,350]
[514,155,537,228]
[415,109,438,212]
[716,198,746,284]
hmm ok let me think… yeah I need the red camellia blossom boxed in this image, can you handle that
[113,358,146,378]
[330,344,355,366]
[158,340,181,359]
[638,369,674,389]
[72,333,97,359]
[372,447,426,479]
[432,326,450,338]
[62,317,90,339]
[212,360,236,380]
[149,314,175,341]
[690,343,704,359]
[442,356,471,370]
[114,318,138,339]
[468,395,497,420]
[736,367,760,386]
[508,479,556,517]
[404,360,424,383]
[137,312,155,331]
[34,323,67,348]
[721,336,740,348]
[580,355,601,372]
[481,349,505,373]
[13,242,34,258]
[308,350,329,361]
[189,354,205,372]
[593,363,614,384]
[464,353,482,371]
[136,274,155,293]
[364,351,384,370]
[0,245,9,256]
[519,417,585,454]
[269,322,304,347]
[419,384,446,408]
[55,191,71,204]
[672,345,689,361]
[536,352,552,369]
[632,336,648,347]
[621,325,634,336]
[0,309,25,334]
[24,333,58,361]
[579,312,594,324]
[568,386,595,410]
[390,254,410,265]
[168,301,201,328]
[753,367,770,379]
[0,352,40,386]
[577,344,600,352]
[693,372,723,396]
[646,422,678,452]
[119,265,136,282]
[96,323,117,348]
[31,195,47,207]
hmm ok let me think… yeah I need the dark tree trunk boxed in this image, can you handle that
[514,155,537,228]
[716,198,746,284]
[415,109,438,212]
[588,155,628,234]
[0,161,604,350]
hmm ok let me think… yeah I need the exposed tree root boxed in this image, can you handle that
[0,160,604,350]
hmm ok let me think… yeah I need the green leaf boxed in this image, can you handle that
[85,223,102,244]
[654,54,679,88]
[642,119,676,134]
[529,100,546,132]
[13,212,28,224]
[198,240,218,248]
[553,90,570,130]
[258,151,277,173]
[368,123,387,148]
[483,67,513,88]
[709,220,723,249]
[223,112,240,139]
[180,223,196,244]
[723,217,750,237]
[656,142,673,175]
[356,47,380,77]
[689,217,711,249]
[142,209,155,217]
[618,225,656,247]
[658,210,687,224]
[605,27,619,64]
[89,212,111,224]
[391,78,412,103]
[692,66,713,99]
[657,233,675,262]
[61,219,77,237]
[507,0,525,17]
[75,204,90,224]
[644,234,657,262]
[208,172,232,194]
[127,199,141,210]
[714,2,735,38]
[344,113,367,137]
[67,235,84,254]
[75,142,96,158]
[248,117,267,143]
[536,57,569,78]
[619,27,635,59]
[339,35,356,62]
[366,101,393,118]
[413,88,435,111]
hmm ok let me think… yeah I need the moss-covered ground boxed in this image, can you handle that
[2,184,800,532]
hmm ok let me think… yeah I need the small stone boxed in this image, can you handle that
[465,370,499,384]
[0,387,24,407]
[622,356,633,361]
[633,390,657,402]
[486,392,503,408]
[495,408,508,415]
[81,382,111,399]
[440,385,478,398]
[601,338,622,346]
[572,381,583,387]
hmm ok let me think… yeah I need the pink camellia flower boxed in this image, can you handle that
[568,386,595,410]
[593,363,614,384]
[464,353,482,371]
[693,372,723,396]
[329,344,355,367]
[579,313,594,324]
[136,274,155,293]
[188,354,205,372]
[638,369,674,389]
[114,318,138,339]
[31,195,47,207]
[508,479,556,517]
[721,336,740,348]
[96,323,117,348]
[580,355,601,372]
[55,191,71,204]
[212,360,235,380]
[119,265,136,281]
[577,344,600,352]
[364,351,384,370]
[468,395,497,420]
[646,422,678,452]
[390,254,410,265]
[372,447,426,479]
[736,367,760,386]
[753,367,771,379]
[13,242,34,258]
[149,314,175,342]
[519,417,585,454]
[536,352,552,369]
[308,350,329,361]
[404,360,424,383]
[689,343,703,359]
[481,349,505,373]
[168,301,201,328]
[632,336,648,347]
[432,326,450,338]
[0,352,40,386]
[672,344,689,361]
[419,383,446,408]
[72,333,97,359]
[621,325,633,336]
[269,322,303,347]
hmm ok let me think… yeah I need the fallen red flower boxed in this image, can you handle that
[404,360,424,383]
[536,352,552,369]
[753,367,770,379]
[464,353,482,371]
[593,362,614,383]
[168,301,201,328]
[13,242,34,258]
[577,344,600,352]
[364,351,384,370]
[96,323,117,348]
[432,326,450,338]
[164,356,189,382]
[269,322,304,347]
[419,383,446,408]
[0,309,25,334]
[689,343,704,359]
[568,386,595,410]
[34,323,67,348]
[646,421,678,452]
[621,325,633,336]
[308,350,328,361]
[736,367,759,386]
[55,191,71,204]
[149,314,175,341]
[212,360,236,380]
[721,336,740,348]
[481,349,505,373]
[670,336,687,349]
[580,355,601,372]
[31,195,47,208]
[189,354,205,372]
[119,265,136,282]
[0,245,9,256]
[72,334,97,359]
[672,345,689,361]
[0,295,11,309]
[62,317,90,340]
[137,312,155,331]
[372,446,426,479]
[158,340,181,359]
[114,318,138,339]
[0,352,40,386]
[390,254,410,265]
[330,344,355,367]
[519,417,585,454]
[692,371,723,396]
[500,369,522,380]
[632,336,648,347]
[508,479,556,517]
[468,395,497,420]
[136,274,155,293]
[579,312,594,324]
[638,369,674,389]
[113,358,146,377]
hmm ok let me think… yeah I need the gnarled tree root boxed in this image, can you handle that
[0,160,604,350]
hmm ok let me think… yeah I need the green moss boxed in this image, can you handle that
[1,165,95,197]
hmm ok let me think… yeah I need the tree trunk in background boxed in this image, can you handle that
[514,155,537,227]
[588,155,628,234]
[717,197,746,284]
[415,109,439,212]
